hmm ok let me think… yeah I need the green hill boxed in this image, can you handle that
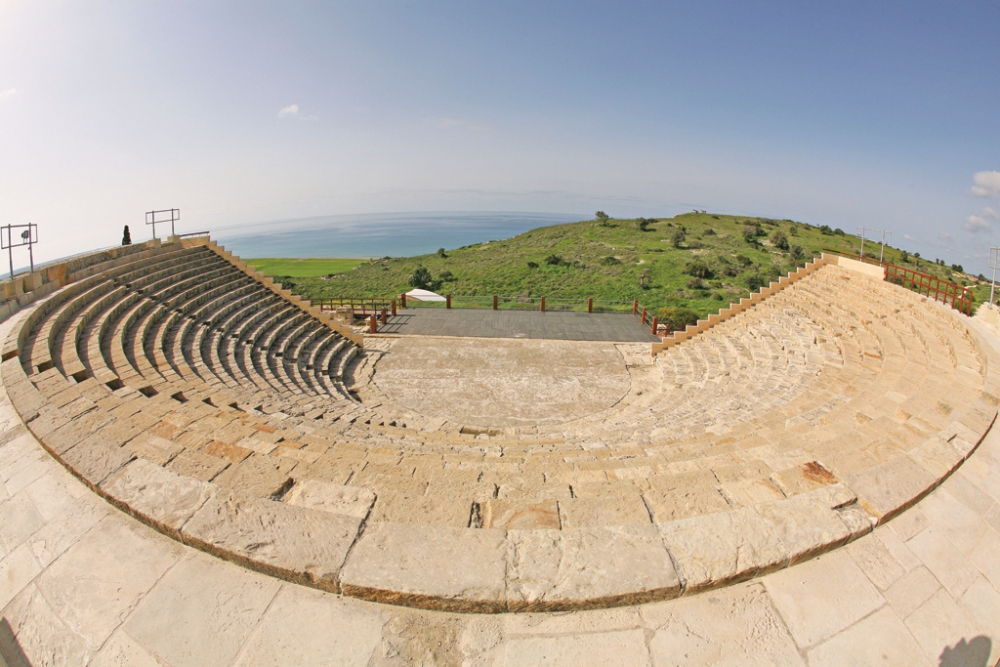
[248,212,989,318]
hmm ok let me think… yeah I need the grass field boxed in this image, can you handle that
[243,258,367,278]
[249,213,987,318]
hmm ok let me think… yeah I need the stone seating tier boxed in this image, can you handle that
[1,241,997,613]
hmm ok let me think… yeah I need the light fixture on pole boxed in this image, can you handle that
[0,223,38,279]
[145,209,180,239]
[857,226,890,263]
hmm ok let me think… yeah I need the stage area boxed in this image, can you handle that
[374,307,661,342]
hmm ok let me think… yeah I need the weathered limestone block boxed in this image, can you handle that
[100,458,216,539]
[124,433,184,466]
[59,434,135,486]
[658,507,788,593]
[479,499,560,530]
[847,455,936,521]
[165,449,230,482]
[642,484,731,523]
[211,454,297,498]
[282,478,375,519]
[181,489,361,591]
[340,523,507,612]
[754,485,857,564]
[506,524,680,611]
[908,436,966,479]
[558,495,652,528]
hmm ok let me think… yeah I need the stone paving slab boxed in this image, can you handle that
[375,307,661,342]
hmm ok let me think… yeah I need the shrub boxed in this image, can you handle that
[834,228,845,235]
[526,261,539,269]
[656,306,700,332]
[684,260,712,278]
[703,228,716,236]
[770,230,790,251]
[900,250,909,263]
[722,265,739,277]
[952,264,964,273]
[438,269,454,280]
[713,292,724,301]
[408,267,432,289]
[819,225,833,235]
[790,245,806,261]
[437,248,447,258]
[600,256,621,266]
[637,217,655,231]
[596,211,610,226]
[746,273,766,291]
[544,254,565,266]
[687,277,705,289]
[742,226,758,243]
[735,254,752,267]
[671,229,686,247]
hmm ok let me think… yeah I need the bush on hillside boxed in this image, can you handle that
[746,273,766,291]
[790,245,806,261]
[770,230,790,250]
[683,260,712,278]
[656,306,700,332]
[408,267,432,289]
[671,229,686,247]
[600,256,621,266]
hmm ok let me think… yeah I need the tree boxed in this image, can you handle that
[900,250,909,263]
[595,211,610,226]
[637,217,655,231]
[408,267,432,289]
[437,248,447,258]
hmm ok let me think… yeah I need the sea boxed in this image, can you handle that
[212,211,587,259]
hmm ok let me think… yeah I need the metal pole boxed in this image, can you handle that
[7,228,12,280]
[859,227,865,260]
[879,230,886,264]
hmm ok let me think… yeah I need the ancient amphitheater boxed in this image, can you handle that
[1,235,999,666]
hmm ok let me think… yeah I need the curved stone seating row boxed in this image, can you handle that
[1,243,998,613]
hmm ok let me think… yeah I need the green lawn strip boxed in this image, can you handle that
[244,258,368,279]
[262,213,986,318]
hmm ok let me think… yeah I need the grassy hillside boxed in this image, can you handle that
[251,212,988,318]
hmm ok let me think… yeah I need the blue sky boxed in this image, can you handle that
[1,1,998,271]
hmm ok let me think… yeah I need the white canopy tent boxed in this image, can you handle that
[404,288,446,302]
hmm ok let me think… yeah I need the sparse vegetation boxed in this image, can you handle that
[258,213,979,319]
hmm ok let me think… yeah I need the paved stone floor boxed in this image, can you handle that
[2,353,1000,666]
[375,308,660,342]
[371,338,633,428]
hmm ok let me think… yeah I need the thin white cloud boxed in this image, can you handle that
[968,171,1000,199]
[965,207,999,232]
[904,234,916,241]
[0,88,16,99]
[940,232,953,242]
[277,104,317,120]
